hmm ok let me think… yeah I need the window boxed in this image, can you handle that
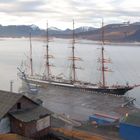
[17,102,21,110]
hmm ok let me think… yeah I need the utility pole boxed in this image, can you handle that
[10,80,13,92]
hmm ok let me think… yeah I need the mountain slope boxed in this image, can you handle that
[127,29,140,41]
[0,25,44,37]
[0,23,140,42]
[77,23,140,42]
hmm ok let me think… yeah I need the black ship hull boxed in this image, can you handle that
[25,78,133,95]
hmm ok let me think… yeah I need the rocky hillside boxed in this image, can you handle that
[77,22,140,42]
[0,22,140,42]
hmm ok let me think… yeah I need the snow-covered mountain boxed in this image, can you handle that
[30,24,40,30]
[75,26,97,33]
[48,27,62,31]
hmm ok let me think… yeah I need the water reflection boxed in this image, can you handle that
[0,38,140,107]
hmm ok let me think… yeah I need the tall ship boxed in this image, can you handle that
[18,21,137,95]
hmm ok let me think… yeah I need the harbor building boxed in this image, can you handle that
[120,112,140,140]
[0,90,51,138]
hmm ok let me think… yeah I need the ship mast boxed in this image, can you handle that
[68,20,82,83]
[99,19,112,87]
[29,33,33,76]
[72,19,76,83]
[101,20,105,87]
[45,22,50,80]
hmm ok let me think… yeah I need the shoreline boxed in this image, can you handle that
[0,37,140,46]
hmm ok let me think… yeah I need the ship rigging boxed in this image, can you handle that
[18,20,138,95]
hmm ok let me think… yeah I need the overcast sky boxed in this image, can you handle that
[0,0,140,29]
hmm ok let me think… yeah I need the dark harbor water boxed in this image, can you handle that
[0,38,140,108]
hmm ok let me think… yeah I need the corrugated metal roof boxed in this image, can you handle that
[0,90,23,119]
[10,106,52,122]
[123,112,140,126]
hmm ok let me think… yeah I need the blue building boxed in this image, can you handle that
[120,112,140,140]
